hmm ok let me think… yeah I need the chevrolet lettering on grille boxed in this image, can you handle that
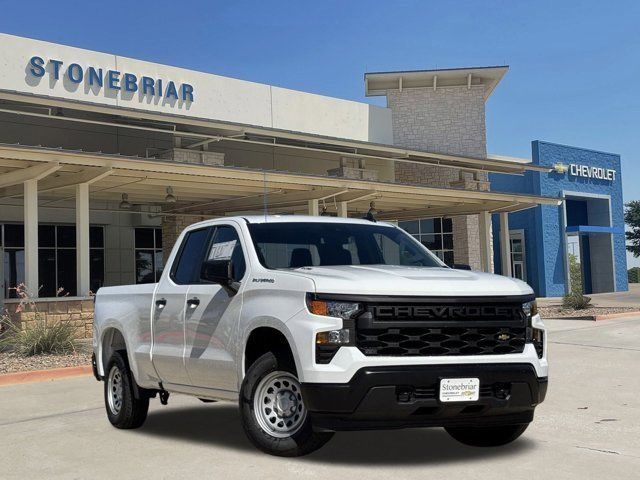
[372,305,522,320]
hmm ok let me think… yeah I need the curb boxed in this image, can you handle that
[593,311,640,321]
[544,310,640,321]
[0,365,92,387]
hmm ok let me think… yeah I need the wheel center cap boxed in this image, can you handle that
[275,391,297,417]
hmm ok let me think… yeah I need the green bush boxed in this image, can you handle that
[0,313,76,356]
[562,293,592,310]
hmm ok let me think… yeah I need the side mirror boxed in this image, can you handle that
[201,259,237,294]
[453,263,472,270]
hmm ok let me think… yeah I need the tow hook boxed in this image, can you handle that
[159,390,170,405]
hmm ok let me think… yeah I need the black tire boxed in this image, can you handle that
[239,351,333,457]
[446,423,529,447]
[104,350,149,429]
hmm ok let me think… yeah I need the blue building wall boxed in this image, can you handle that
[490,140,627,297]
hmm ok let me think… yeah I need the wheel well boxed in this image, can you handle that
[101,328,126,372]
[244,327,295,375]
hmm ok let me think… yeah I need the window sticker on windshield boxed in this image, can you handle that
[208,240,237,260]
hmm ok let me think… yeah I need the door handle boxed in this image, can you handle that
[186,297,200,308]
[155,298,167,309]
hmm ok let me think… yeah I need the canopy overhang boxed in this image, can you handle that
[0,90,549,176]
[0,144,561,221]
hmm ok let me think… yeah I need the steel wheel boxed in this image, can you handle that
[253,370,306,438]
[107,365,124,416]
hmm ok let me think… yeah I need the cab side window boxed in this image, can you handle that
[206,225,246,282]
[172,228,211,284]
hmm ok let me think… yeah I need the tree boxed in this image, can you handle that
[628,267,640,284]
[567,253,583,295]
[624,201,640,257]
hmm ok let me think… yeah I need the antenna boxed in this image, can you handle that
[263,172,268,222]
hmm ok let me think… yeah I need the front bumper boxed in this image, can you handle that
[301,363,547,431]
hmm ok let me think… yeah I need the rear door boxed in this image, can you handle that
[184,224,247,391]
[152,226,212,385]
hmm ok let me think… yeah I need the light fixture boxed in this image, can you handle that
[165,186,177,203]
[119,193,132,210]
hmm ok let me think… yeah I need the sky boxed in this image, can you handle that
[1,0,639,263]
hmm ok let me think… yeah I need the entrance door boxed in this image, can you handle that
[509,231,526,282]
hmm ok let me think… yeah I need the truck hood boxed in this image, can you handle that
[286,265,533,297]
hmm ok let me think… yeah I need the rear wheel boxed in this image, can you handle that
[240,351,333,456]
[104,351,149,429]
[446,423,529,447]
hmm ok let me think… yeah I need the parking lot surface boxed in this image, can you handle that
[1,317,638,479]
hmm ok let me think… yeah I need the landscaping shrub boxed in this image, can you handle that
[0,314,76,356]
[562,293,592,310]
[0,283,76,356]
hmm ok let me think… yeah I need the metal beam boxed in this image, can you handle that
[0,163,61,189]
[499,212,512,277]
[207,188,350,213]
[0,167,112,199]
[478,211,493,273]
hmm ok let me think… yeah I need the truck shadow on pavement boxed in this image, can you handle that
[137,404,535,465]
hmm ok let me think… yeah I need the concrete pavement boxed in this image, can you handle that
[1,317,638,479]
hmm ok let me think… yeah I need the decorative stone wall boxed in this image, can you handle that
[157,148,225,166]
[161,213,207,261]
[6,299,95,339]
[386,85,491,271]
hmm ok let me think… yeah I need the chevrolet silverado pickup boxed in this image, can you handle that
[92,215,547,456]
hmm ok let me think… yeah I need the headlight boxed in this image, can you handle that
[307,295,360,363]
[522,300,538,319]
[523,299,544,359]
[306,296,361,319]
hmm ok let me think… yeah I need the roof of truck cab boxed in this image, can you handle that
[188,215,396,229]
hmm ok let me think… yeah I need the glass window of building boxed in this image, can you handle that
[135,228,164,284]
[2,224,105,298]
[398,218,454,266]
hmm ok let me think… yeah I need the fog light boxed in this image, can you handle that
[316,329,350,345]
[532,328,544,358]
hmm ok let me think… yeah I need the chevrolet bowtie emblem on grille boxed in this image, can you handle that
[498,333,511,341]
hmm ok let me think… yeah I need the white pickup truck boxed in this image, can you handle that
[92,215,547,456]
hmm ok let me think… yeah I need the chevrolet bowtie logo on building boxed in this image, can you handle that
[553,162,569,174]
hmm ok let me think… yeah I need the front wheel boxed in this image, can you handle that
[104,351,149,429]
[239,352,333,456]
[446,423,529,447]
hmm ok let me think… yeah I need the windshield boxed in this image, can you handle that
[247,222,444,269]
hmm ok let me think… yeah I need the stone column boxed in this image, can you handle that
[24,179,39,297]
[76,183,91,296]
[386,85,490,271]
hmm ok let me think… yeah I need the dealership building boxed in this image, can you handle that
[0,33,626,326]
[490,142,627,297]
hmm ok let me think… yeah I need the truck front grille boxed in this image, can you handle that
[356,326,527,356]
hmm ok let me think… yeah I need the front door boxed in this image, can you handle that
[184,224,247,391]
[509,232,526,282]
[152,226,212,385]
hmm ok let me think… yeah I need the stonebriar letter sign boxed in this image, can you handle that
[28,56,194,102]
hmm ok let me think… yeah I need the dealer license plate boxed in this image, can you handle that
[439,378,480,402]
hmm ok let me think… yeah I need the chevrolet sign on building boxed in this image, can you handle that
[569,163,616,181]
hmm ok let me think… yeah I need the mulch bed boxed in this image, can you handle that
[0,351,92,374]
[539,306,638,319]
